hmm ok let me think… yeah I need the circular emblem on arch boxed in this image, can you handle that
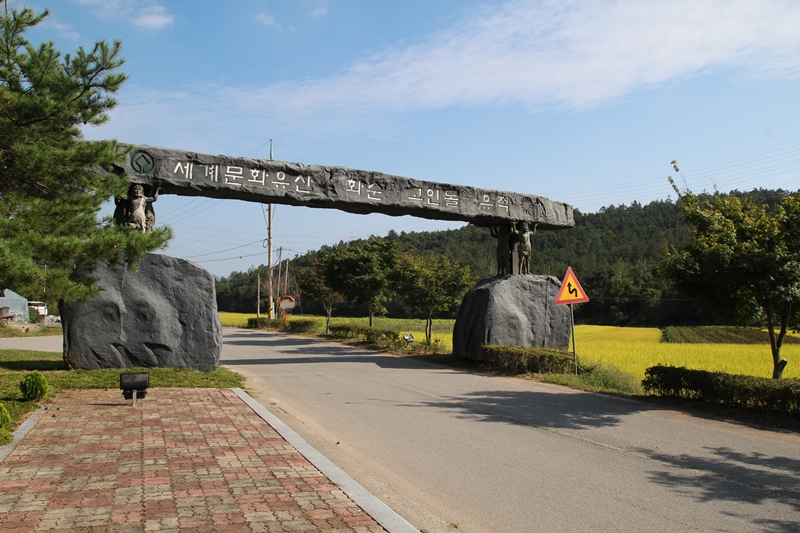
[130,151,155,174]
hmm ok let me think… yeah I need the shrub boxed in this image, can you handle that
[286,318,321,334]
[0,428,11,445]
[246,317,272,329]
[642,365,800,415]
[364,327,402,348]
[19,371,49,401]
[482,345,574,375]
[0,402,12,429]
[328,323,367,339]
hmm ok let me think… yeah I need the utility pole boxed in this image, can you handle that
[256,274,260,318]
[267,139,274,319]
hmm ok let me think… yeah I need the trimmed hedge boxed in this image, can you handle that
[285,318,321,334]
[642,365,800,415]
[246,317,272,329]
[328,323,367,338]
[482,345,574,375]
[364,328,402,348]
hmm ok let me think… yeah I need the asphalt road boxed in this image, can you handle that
[219,328,800,533]
[4,331,799,532]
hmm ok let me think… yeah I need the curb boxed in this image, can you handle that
[231,388,420,533]
[0,405,47,463]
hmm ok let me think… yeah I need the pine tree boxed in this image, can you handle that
[0,3,171,309]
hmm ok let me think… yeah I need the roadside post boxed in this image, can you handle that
[554,267,589,375]
[279,295,296,328]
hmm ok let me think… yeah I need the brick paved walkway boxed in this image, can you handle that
[0,388,387,533]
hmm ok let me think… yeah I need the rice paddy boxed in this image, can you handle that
[219,312,800,380]
[574,325,800,380]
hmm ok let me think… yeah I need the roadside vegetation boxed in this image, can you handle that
[0,349,244,444]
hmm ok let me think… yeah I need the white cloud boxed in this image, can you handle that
[97,0,800,144]
[311,7,329,17]
[44,20,80,41]
[132,6,173,29]
[257,12,281,29]
[238,0,800,115]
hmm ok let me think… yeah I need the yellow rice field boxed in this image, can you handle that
[219,313,799,380]
[574,325,800,380]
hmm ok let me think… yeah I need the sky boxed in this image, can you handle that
[17,0,800,277]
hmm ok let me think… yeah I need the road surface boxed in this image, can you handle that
[4,331,798,532]
[218,328,800,533]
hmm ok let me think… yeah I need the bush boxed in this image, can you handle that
[285,318,321,334]
[328,323,367,339]
[642,365,800,415]
[482,345,574,375]
[364,327,402,348]
[0,402,12,429]
[19,371,49,401]
[246,317,272,329]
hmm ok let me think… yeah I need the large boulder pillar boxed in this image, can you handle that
[61,254,222,371]
[452,275,571,360]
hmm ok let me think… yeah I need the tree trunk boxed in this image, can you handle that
[426,312,433,345]
[369,313,374,327]
[324,304,332,335]
[764,302,790,379]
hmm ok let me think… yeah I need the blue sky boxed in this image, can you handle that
[19,0,800,277]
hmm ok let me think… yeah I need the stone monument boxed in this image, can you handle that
[452,275,571,361]
[60,254,222,371]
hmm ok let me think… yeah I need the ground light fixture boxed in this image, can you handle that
[120,372,150,406]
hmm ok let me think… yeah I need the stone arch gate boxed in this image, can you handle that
[63,144,576,371]
[111,145,575,231]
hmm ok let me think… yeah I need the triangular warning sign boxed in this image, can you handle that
[555,267,589,305]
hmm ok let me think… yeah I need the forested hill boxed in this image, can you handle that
[216,189,790,326]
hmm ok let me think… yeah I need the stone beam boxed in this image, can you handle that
[110,144,574,229]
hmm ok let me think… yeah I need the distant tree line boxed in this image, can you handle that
[215,188,791,328]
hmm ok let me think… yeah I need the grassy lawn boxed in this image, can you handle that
[0,349,245,443]
[0,325,63,338]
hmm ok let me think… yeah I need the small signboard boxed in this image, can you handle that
[555,267,589,305]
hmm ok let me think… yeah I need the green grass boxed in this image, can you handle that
[0,325,63,338]
[0,349,245,443]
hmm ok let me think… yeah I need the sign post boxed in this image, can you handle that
[554,267,589,375]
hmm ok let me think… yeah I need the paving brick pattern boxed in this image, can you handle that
[0,388,387,533]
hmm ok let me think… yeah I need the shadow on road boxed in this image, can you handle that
[413,388,647,430]
[644,446,800,533]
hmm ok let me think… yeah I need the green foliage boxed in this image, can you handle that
[285,318,321,334]
[0,401,12,429]
[391,253,476,344]
[482,345,574,374]
[298,260,344,334]
[540,363,644,395]
[0,4,171,307]
[19,370,48,401]
[363,327,402,348]
[642,365,800,415]
[662,187,800,378]
[328,323,367,338]
[246,317,272,329]
[0,325,62,338]
[324,237,398,325]
[0,348,246,432]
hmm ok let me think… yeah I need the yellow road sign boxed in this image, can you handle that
[555,267,589,305]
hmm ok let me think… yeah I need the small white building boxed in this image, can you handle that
[0,289,29,321]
